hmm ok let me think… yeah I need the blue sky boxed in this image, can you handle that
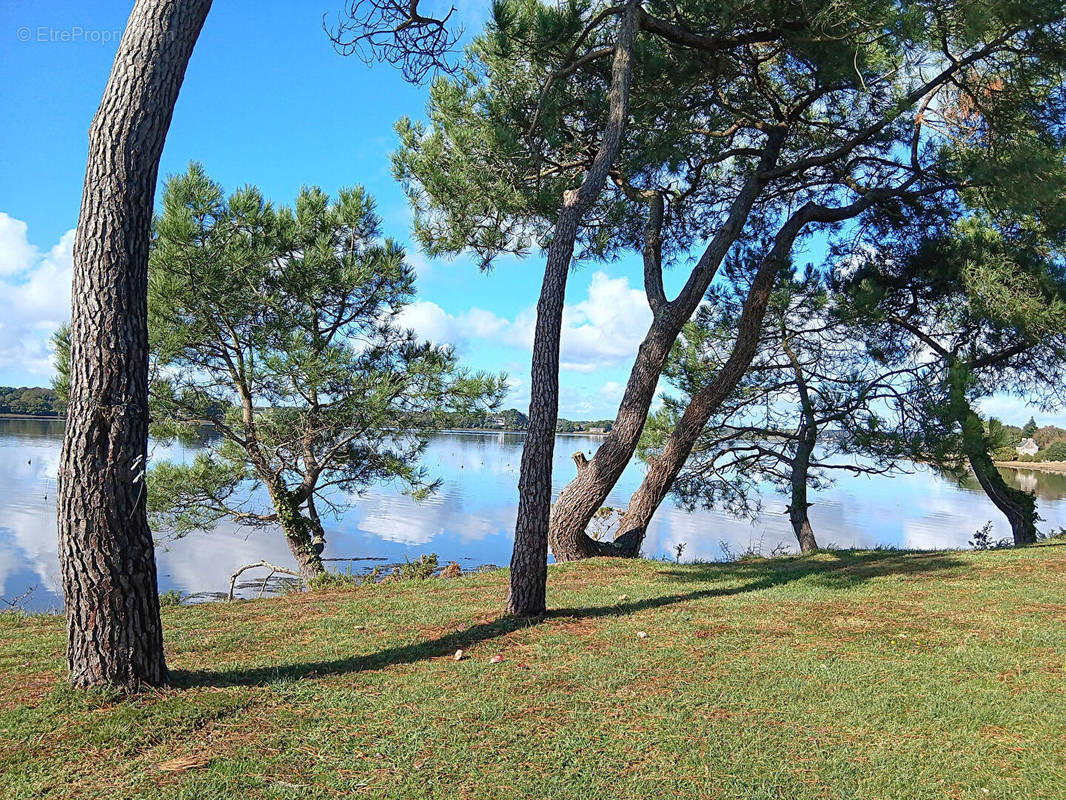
[0,1,1057,425]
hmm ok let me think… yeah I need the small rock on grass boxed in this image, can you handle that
[489,654,504,664]
[454,649,464,661]
[637,631,648,639]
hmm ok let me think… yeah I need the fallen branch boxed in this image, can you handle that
[227,561,300,601]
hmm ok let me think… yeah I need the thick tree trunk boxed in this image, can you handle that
[547,135,787,563]
[283,528,326,584]
[613,209,812,552]
[506,2,639,615]
[57,0,211,691]
[950,372,1037,546]
[271,487,326,583]
[967,447,1038,545]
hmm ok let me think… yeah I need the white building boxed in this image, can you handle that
[1017,438,1040,457]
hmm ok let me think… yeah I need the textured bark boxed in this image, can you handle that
[271,486,326,583]
[57,0,211,691]
[787,437,819,553]
[506,2,640,615]
[547,134,787,562]
[961,426,1038,545]
[967,450,1037,545]
[613,208,815,552]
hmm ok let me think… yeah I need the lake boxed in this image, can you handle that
[3,417,1066,611]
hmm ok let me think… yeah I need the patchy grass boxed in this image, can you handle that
[2,543,1065,799]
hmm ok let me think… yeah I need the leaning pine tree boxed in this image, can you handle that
[58,0,211,691]
[838,214,1066,545]
[641,264,908,554]
[143,165,504,580]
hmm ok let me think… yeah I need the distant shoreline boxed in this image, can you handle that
[0,413,61,421]
[996,460,1066,474]
[441,427,608,437]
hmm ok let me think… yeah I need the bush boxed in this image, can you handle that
[308,571,359,591]
[1038,441,1066,462]
[159,589,184,606]
[991,445,1018,462]
[398,553,439,580]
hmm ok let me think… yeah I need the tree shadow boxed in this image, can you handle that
[172,548,966,690]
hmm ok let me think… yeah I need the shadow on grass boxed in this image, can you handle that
[172,549,965,690]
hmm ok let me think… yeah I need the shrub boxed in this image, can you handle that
[308,571,359,591]
[398,553,439,580]
[991,445,1018,462]
[158,589,184,606]
[1038,441,1066,462]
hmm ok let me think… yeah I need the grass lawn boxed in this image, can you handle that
[2,542,1064,799]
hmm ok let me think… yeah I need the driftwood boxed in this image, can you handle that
[227,561,300,601]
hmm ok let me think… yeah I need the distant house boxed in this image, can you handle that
[587,426,606,434]
[490,415,507,428]
[1017,438,1040,457]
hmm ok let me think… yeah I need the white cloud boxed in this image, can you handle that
[559,272,652,372]
[399,270,652,375]
[978,393,1066,428]
[0,216,74,377]
[0,213,40,276]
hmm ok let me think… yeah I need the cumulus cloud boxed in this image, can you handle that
[0,215,74,378]
[559,272,651,372]
[0,213,40,276]
[399,270,652,375]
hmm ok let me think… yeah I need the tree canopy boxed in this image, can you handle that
[836,213,1066,542]
[140,165,503,578]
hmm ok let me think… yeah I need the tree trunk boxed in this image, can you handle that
[972,452,1036,546]
[613,210,812,553]
[57,0,211,692]
[785,337,818,553]
[967,444,1037,546]
[950,370,1037,546]
[506,2,639,615]
[271,487,326,583]
[788,438,818,553]
[546,134,787,563]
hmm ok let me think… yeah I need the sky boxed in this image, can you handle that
[0,0,1059,425]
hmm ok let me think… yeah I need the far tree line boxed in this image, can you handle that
[0,386,62,417]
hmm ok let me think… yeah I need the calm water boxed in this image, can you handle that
[3,418,1066,611]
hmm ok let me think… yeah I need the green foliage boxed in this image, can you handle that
[144,165,505,569]
[397,0,1066,275]
[1033,424,1066,448]
[1022,416,1038,437]
[396,553,439,580]
[0,385,61,417]
[307,571,360,592]
[643,265,906,518]
[991,445,1019,462]
[836,213,1066,485]
[158,590,184,607]
[1037,441,1066,462]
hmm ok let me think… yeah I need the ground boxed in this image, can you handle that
[2,542,1065,799]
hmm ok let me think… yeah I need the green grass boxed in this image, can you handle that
[2,542,1065,799]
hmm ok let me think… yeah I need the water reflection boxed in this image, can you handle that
[2,421,1066,611]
